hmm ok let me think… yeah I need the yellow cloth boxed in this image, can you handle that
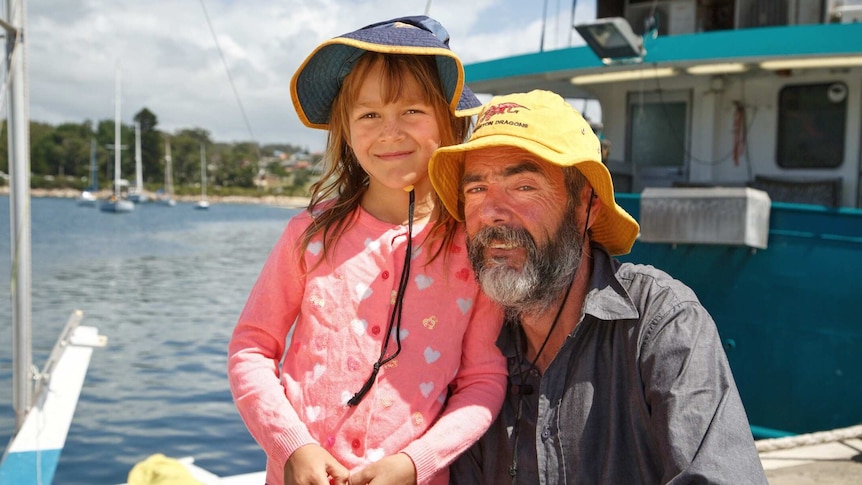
[127,453,202,485]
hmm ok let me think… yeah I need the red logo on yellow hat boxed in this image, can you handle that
[478,102,528,124]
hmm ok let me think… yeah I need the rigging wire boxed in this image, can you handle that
[540,0,549,52]
[198,0,260,159]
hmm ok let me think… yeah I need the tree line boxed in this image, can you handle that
[0,107,313,193]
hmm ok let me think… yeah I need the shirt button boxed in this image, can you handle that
[382,270,390,280]
[541,428,551,440]
[530,369,540,377]
[371,325,381,335]
[351,439,360,449]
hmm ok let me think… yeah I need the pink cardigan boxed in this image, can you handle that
[228,206,507,484]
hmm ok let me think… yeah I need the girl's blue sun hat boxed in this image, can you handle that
[290,15,482,130]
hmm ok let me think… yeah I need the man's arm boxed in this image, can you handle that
[640,298,768,484]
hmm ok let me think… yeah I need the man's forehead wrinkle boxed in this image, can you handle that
[503,161,542,177]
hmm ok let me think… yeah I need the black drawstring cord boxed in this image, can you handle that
[348,188,415,406]
[508,188,595,481]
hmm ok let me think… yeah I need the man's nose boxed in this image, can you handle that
[477,187,512,225]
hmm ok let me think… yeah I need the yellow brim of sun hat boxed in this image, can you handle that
[290,15,482,130]
[429,89,640,256]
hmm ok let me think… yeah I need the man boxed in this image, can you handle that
[428,90,767,484]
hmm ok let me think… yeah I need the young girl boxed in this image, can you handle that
[228,16,507,485]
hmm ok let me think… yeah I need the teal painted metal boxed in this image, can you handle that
[616,194,862,434]
[750,425,797,440]
[0,449,62,485]
[466,23,862,84]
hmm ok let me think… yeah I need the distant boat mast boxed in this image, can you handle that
[113,68,122,199]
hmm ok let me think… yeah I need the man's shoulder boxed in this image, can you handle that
[613,260,701,308]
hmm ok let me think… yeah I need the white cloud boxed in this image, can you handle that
[22,0,595,152]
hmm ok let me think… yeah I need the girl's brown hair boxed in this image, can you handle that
[299,52,472,265]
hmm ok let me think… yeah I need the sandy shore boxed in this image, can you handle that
[1,187,312,209]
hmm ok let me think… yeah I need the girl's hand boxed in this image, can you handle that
[284,444,350,485]
[349,452,416,485]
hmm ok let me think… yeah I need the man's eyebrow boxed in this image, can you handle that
[503,161,542,177]
[461,161,542,186]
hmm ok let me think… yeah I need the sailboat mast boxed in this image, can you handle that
[165,136,173,195]
[114,68,122,198]
[89,137,98,190]
[200,143,207,200]
[5,0,33,427]
[134,121,143,194]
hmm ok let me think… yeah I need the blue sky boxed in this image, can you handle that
[24,0,596,152]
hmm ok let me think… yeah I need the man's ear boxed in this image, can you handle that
[584,187,602,230]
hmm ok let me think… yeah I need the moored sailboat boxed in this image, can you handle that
[127,121,148,203]
[100,68,134,213]
[76,138,99,206]
[159,136,177,207]
[194,143,210,210]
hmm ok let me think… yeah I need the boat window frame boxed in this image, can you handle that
[625,89,691,191]
[776,82,847,170]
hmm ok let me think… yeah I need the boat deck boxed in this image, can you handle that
[760,426,862,484]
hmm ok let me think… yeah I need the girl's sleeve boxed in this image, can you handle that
[401,290,507,484]
[227,217,318,469]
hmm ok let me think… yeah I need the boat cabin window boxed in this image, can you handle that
[776,83,847,169]
[626,89,690,190]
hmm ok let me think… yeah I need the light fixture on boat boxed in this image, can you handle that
[574,17,644,65]
[760,56,862,70]
[686,63,748,75]
[570,67,676,85]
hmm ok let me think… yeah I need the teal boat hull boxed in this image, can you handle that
[616,194,862,436]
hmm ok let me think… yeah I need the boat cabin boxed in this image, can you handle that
[465,0,862,208]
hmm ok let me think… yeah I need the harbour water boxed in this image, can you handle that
[0,196,300,484]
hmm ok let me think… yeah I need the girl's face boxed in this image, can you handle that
[348,60,441,194]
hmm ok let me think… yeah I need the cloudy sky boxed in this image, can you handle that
[24,0,597,153]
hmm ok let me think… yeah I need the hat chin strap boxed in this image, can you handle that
[348,186,415,406]
[580,189,595,248]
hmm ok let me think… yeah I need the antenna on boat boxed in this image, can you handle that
[424,0,432,16]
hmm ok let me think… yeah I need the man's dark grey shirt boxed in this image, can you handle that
[451,246,767,484]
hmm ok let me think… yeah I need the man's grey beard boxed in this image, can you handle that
[467,210,583,319]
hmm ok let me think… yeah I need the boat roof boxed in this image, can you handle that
[465,22,862,98]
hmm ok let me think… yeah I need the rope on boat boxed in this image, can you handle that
[756,424,862,453]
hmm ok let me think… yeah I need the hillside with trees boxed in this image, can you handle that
[0,107,322,198]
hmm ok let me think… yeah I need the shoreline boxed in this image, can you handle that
[0,187,311,209]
